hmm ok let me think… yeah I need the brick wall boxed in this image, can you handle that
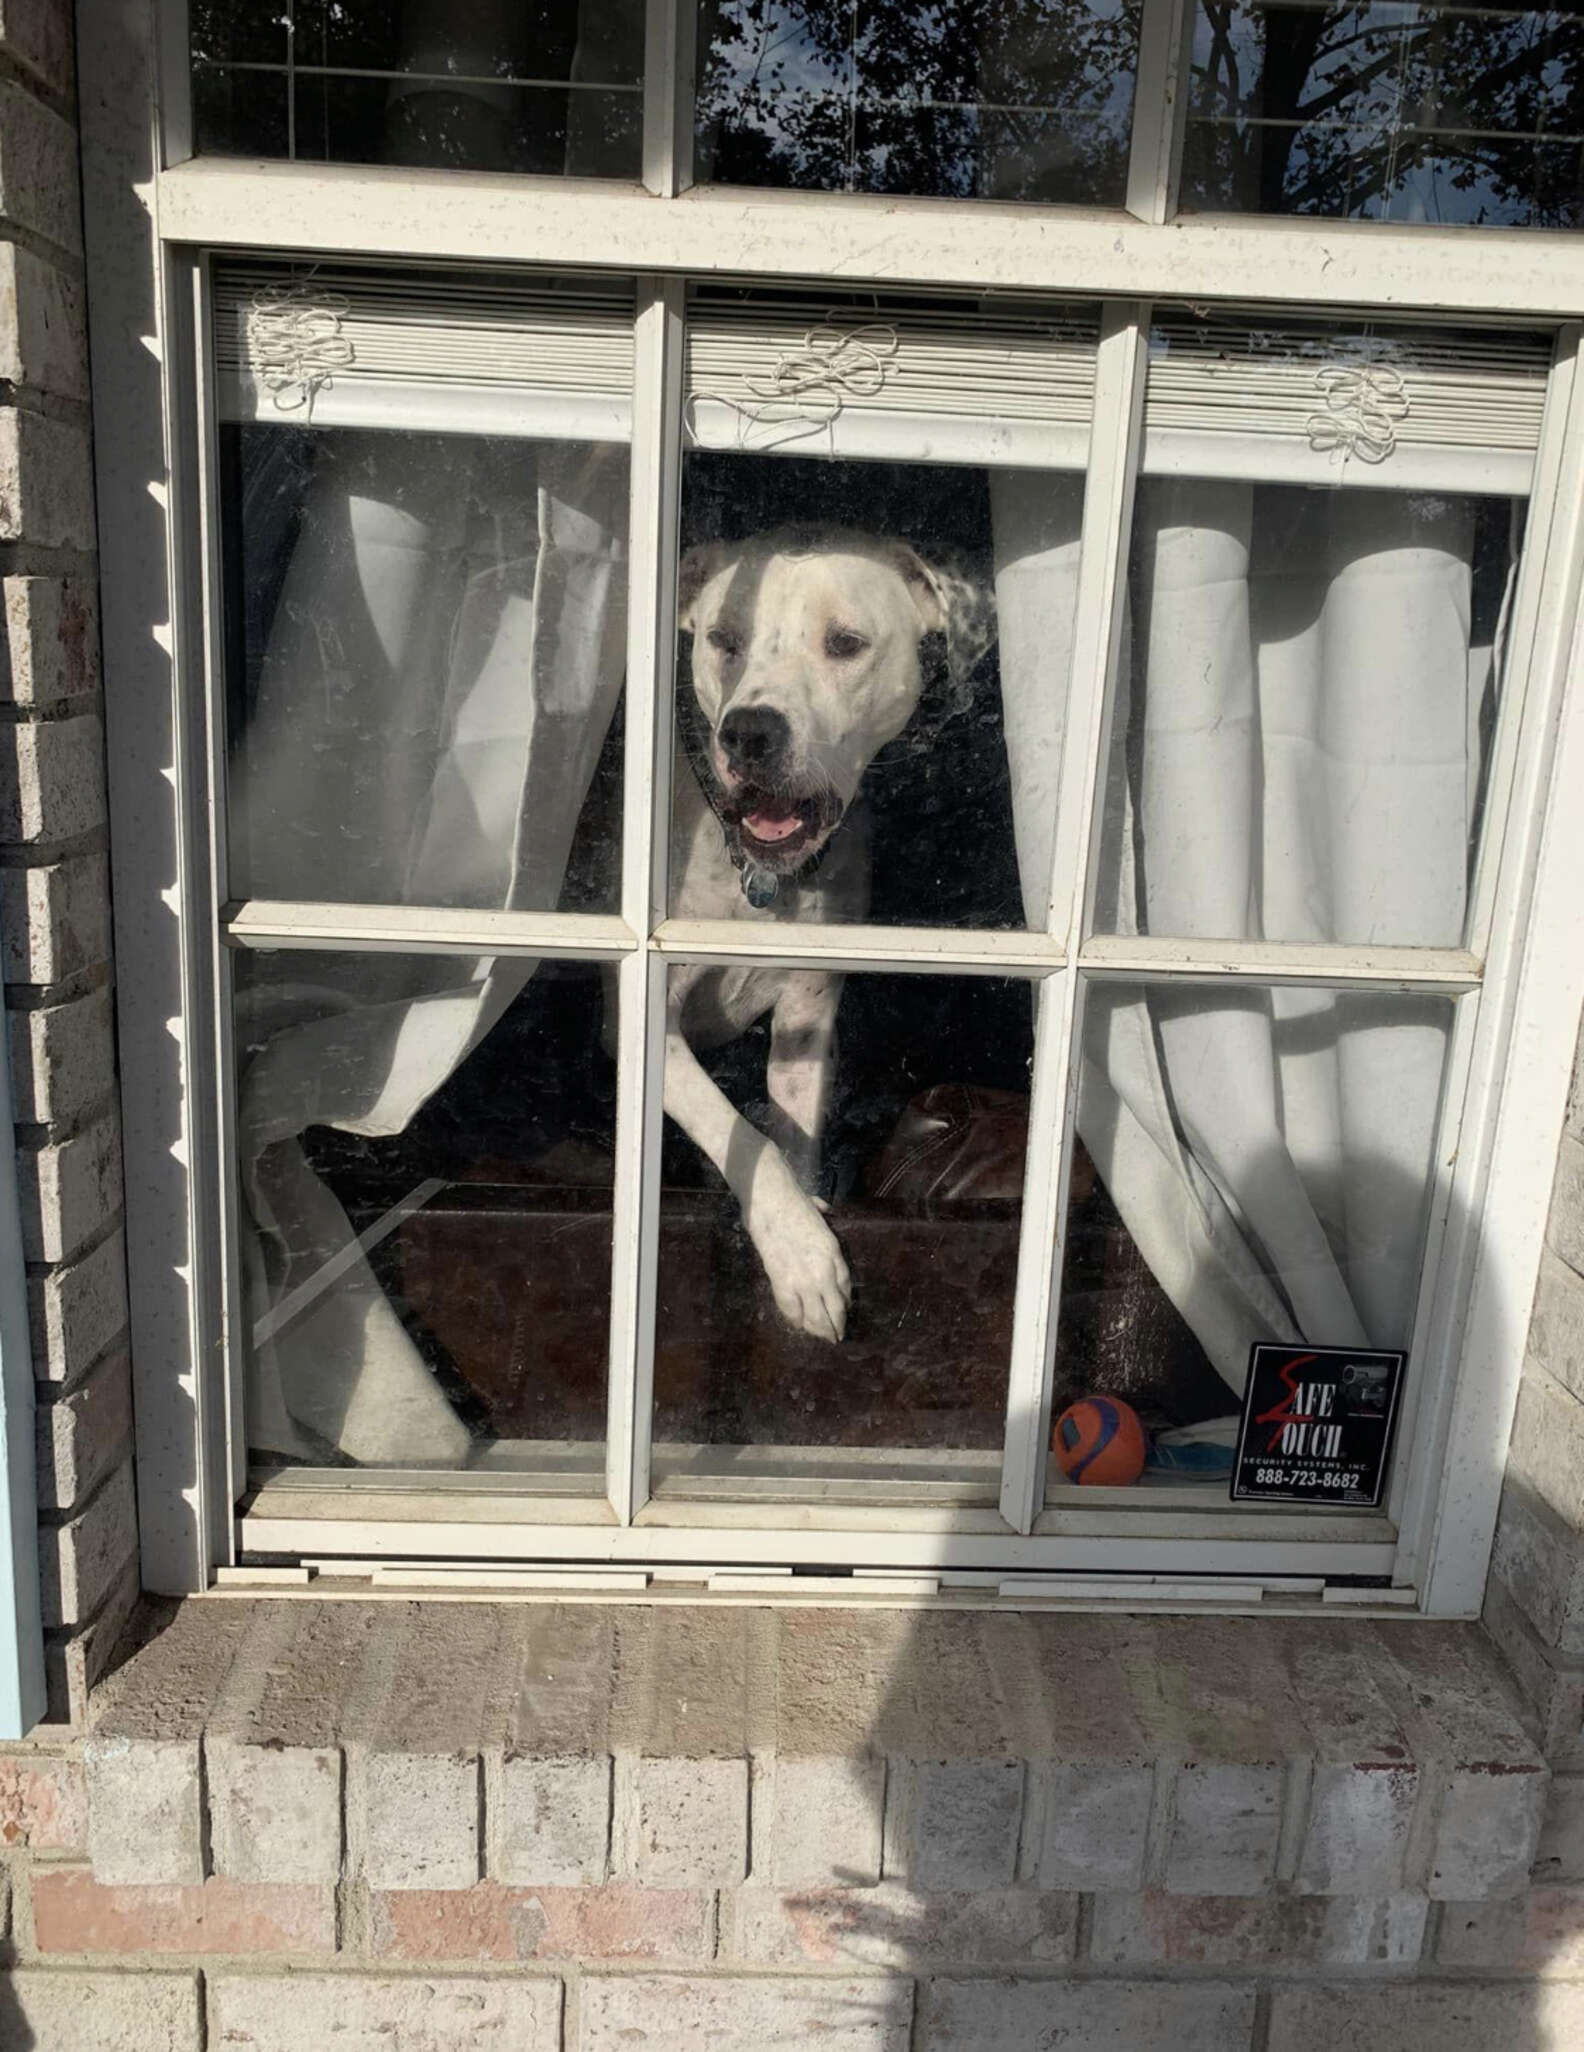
[0,1600,1573,2051]
[0,0,133,1727]
[0,0,1580,2044]
[1485,1003,1584,1858]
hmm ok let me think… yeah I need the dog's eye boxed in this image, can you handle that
[824,628,870,661]
[707,626,743,659]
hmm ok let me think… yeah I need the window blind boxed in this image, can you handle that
[684,285,1098,471]
[1142,312,1552,495]
[212,263,636,441]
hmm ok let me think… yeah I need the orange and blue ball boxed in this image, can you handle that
[1051,1395,1148,1486]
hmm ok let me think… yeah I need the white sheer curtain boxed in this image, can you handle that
[234,436,628,1462]
[994,472,1488,1404]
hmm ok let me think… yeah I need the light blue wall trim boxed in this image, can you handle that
[0,877,47,1737]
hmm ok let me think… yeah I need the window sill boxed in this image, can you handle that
[82,1596,1546,1907]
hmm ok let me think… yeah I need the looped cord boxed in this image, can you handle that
[1306,362,1410,465]
[246,282,355,420]
[692,316,900,452]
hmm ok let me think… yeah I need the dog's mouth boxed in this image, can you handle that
[719,786,841,869]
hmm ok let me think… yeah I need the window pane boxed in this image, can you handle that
[675,287,1096,931]
[1047,977,1454,1503]
[221,425,629,914]
[1181,0,1584,228]
[1088,311,1547,949]
[190,0,644,175]
[235,948,617,1476]
[696,0,1141,203]
[652,968,1034,1500]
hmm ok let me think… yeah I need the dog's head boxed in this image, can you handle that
[678,527,991,877]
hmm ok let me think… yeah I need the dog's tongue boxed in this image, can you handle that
[742,805,803,844]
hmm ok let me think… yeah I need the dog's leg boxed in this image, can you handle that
[764,971,840,1195]
[664,1019,852,1342]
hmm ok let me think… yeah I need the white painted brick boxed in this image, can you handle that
[0,76,79,252]
[1429,1762,1551,1899]
[579,1974,912,2051]
[18,1109,121,1263]
[1490,1480,1584,1657]
[0,410,94,551]
[207,1736,342,1885]
[1163,1761,1284,1897]
[45,1554,137,1724]
[1030,1759,1154,1890]
[360,1749,480,1891]
[0,715,104,843]
[765,1753,883,1888]
[1536,1773,1584,1884]
[0,0,72,93]
[34,1346,130,1511]
[29,1225,126,1382]
[38,1454,134,1625]
[1569,1006,1584,1140]
[630,1753,748,1886]
[10,983,114,1127]
[1,850,111,985]
[1552,1128,1584,1276]
[491,1751,610,1886]
[1298,1760,1419,1896]
[1480,1575,1584,1765]
[916,1978,1258,2051]
[85,1734,203,1886]
[3,1969,201,2052]
[882,1758,1023,1890]
[1089,1888,1428,1967]
[1527,1247,1584,1406]
[0,244,88,401]
[1505,1363,1584,1527]
[1267,1982,1584,2051]
[209,1973,560,2052]
[2,574,98,705]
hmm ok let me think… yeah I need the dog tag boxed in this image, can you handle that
[743,867,781,908]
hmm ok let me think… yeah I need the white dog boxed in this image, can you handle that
[663,528,989,1341]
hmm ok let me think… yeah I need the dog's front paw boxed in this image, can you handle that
[748,1160,852,1342]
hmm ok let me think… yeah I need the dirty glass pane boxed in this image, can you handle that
[190,0,644,175]
[236,948,617,1475]
[1091,472,1521,948]
[696,0,1142,203]
[671,452,1088,930]
[221,426,628,914]
[1086,309,1535,949]
[1046,978,1454,1502]
[1182,0,1584,227]
[651,968,1034,1499]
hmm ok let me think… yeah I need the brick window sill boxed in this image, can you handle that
[74,1597,1546,1911]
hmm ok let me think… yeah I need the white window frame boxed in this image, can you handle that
[76,0,1584,1614]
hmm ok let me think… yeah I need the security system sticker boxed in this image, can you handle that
[1231,1345,1406,1507]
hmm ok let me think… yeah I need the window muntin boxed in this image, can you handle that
[189,0,645,173]
[1181,0,1584,229]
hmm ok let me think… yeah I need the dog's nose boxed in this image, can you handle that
[718,706,790,773]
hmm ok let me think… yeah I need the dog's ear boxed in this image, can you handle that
[886,542,996,713]
[677,543,727,634]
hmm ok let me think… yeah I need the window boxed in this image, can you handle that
[80,0,1584,1605]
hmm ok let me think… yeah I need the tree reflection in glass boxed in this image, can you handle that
[695,0,1143,203]
[1183,0,1584,227]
